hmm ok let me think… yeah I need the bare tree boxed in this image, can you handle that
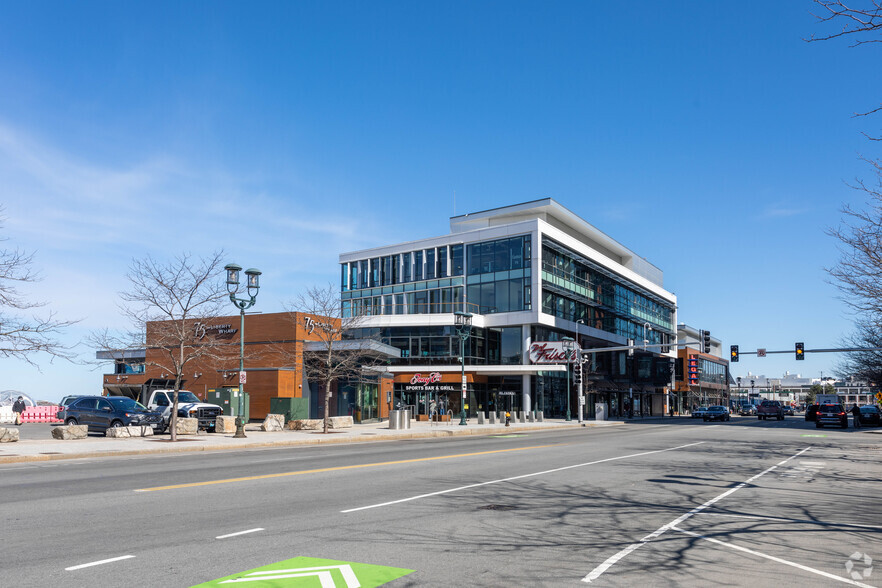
[836,317,882,384]
[808,0,882,131]
[94,251,230,441]
[287,284,391,434]
[0,207,77,365]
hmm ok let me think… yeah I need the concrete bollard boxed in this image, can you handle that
[537,411,544,422]
[488,411,497,424]
[518,411,526,423]
[477,412,486,424]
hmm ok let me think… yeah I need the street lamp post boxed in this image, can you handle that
[454,311,473,426]
[225,263,262,439]
[577,320,586,423]
[562,336,575,422]
[737,376,742,407]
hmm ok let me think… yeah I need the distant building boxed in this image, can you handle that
[674,324,729,411]
[730,373,875,406]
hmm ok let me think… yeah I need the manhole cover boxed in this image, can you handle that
[478,504,518,511]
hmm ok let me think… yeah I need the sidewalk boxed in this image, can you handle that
[0,418,629,464]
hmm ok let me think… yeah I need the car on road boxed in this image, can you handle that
[57,395,164,435]
[805,405,820,421]
[739,403,757,416]
[815,403,848,429]
[691,406,709,419]
[757,400,784,421]
[854,405,881,428]
[782,405,794,416]
[703,406,730,422]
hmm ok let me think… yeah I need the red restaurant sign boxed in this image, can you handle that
[529,342,578,364]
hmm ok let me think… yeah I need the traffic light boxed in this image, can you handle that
[795,342,804,361]
[573,361,582,385]
[703,330,711,354]
[730,345,739,363]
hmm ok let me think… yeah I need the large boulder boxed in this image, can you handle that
[106,426,154,438]
[329,416,353,429]
[175,418,199,435]
[287,417,354,430]
[215,416,237,433]
[51,425,87,440]
[0,427,20,442]
[287,419,322,430]
[261,414,285,432]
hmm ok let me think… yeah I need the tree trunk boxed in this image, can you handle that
[323,380,331,434]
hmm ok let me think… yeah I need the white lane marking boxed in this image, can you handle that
[216,528,265,539]
[697,512,882,530]
[582,446,811,583]
[673,527,874,587]
[342,442,705,513]
[65,555,135,571]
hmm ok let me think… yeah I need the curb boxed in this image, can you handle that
[0,421,626,464]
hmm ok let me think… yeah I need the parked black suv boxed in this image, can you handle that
[57,396,164,435]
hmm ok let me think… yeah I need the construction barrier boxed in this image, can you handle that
[21,406,62,424]
[0,406,13,424]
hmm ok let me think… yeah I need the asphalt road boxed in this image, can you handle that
[2,416,880,587]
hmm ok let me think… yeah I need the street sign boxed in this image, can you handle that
[757,349,766,357]
[195,557,413,587]
[239,371,247,384]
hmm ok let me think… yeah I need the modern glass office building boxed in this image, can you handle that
[339,199,678,420]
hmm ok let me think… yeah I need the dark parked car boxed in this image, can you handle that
[739,404,757,416]
[57,395,164,435]
[691,406,709,419]
[805,405,820,422]
[854,405,881,428]
[815,403,848,429]
[703,406,731,422]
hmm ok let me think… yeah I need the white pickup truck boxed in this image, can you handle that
[145,389,224,433]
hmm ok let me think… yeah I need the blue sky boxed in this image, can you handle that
[1,1,878,402]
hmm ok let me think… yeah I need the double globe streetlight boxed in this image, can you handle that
[454,311,473,426]
[225,263,262,439]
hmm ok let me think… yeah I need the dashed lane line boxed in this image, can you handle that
[65,555,135,571]
[216,528,265,539]
[342,441,705,514]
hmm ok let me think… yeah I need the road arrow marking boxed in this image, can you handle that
[194,556,413,587]
[220,564,359,586]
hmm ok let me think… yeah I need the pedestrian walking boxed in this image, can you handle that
[852,403,861,428]
[12,396,26,426]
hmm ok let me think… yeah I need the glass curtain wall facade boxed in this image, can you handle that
[341,245,466,317]
[540,238,674,347]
